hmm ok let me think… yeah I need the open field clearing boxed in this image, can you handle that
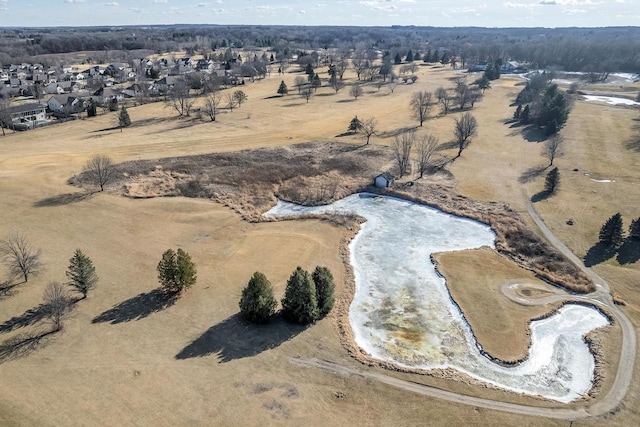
[0,64,639,425]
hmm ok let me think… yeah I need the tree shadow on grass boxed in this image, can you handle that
[175,313,308,362]
[519,165,548,184]
[584,243,618,267]
[617,239,640,265]
[0,330,54,364]
[531,190,554,203]
[436,140,459,151]
[376,126,418,139]
[522,125,547,143]
[0,304,48,334]
[33,191,93,207]
[624,136,640,152]
[92,288,178,325]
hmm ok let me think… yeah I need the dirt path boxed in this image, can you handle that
[289,199,637,421]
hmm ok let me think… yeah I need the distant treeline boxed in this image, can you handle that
[1,25,639,72]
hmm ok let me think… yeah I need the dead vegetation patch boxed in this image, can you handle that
[72,141,594,294]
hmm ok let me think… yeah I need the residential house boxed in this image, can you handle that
[151,76,181,94]
[92,87,124,103]
[47,94,85,115]
[7,103,48,129]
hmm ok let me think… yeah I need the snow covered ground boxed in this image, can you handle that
[583,95,639,106]
[265,194,610,402]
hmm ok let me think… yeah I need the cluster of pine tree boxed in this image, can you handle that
[239,266,335,325]
[513,73,571,135]
[599,213,640,247]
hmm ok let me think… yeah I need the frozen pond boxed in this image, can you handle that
[265,194,610,402]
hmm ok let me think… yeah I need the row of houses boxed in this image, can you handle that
[468,61,528,74]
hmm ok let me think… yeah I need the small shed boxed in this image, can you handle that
[374,172,394,188]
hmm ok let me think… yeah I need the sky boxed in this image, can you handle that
[0,0,638,28]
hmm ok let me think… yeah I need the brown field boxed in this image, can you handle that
[0,62,639,426]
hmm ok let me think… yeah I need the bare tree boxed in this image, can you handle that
[167,80,195,117]
[352,58,369,81]
[542,133,564,166]
[0,232,43,283]
[233,90,248,107]
[410,91,433,126]
[84,154,114,191]
[43,282,73,332]
[454,113,479,158]
[468,89,482,108]
[361,118,377,145]
[302,88,313,103]
[329,77,345,93]
[294,76,307,94]
[416,135,439,178]
[436,87,453,115]
[392,131,415,177]
[350,84,363,100]
[0,96,15,136]
[225,93,237,112]
[204,93,221,121]
[456,83,470,110]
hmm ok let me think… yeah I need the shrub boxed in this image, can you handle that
[239,272,277,324]
[281,266,318,324]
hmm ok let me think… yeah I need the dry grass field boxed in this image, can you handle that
[0,62,639,426]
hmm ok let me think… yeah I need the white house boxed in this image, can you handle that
[47,94,84,114]
[8,103,48,128]
[374,173,394,188]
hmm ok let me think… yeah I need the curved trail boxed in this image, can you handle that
[525,200,636,418]
[289,198,637,420]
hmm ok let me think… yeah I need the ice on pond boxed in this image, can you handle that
[265,194,610,402]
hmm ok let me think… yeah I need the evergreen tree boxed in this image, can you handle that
[157,248,197,293]
[87,99,97,117]
[66,249,98,299]
[394,52,402,64]
[281,266,318,324]
[239,272,277,324]
[405,49,413,62]
[513,104,522,120]
[277,80,288,96]
[424,49,431,63]
[599,213,624,247]
[628,217,640,240]
[520,104,531,124]
[348,116,363,133]
[312,266,335,318]
[432,49,440,63]
[311,73,321,91]
[544,167,559,194]
[477,76,491,93]
[539,84,570,135]
[269,53,275,62]
[413,52,421,62]
[305,63,314,75]
[118,105,131,131]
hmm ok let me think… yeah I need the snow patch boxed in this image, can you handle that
[583,95,639,106]
[265,194,610,402]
